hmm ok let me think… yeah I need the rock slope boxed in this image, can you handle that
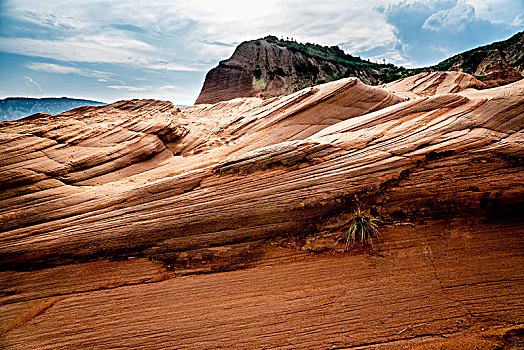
[0,72,523,349]
[383,71,487,97]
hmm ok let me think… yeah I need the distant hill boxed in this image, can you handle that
[196,31,523,104]
[195,35,408,104]
[429,31,524,87]
[0,97,106,122]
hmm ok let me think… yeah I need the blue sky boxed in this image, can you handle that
[0,0,522,105]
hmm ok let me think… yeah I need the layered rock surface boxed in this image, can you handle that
[383,71,487,97]
[1,72,523,349]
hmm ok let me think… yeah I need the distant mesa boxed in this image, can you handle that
[195,35,408,104]
[0,97,106,122]
[195,31,524,104]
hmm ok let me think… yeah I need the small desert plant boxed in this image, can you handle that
[343,206,383,250]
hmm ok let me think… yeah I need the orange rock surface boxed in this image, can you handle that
[0,73,523,349]
[383,71,487,97]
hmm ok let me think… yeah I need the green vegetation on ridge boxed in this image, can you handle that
[261,35,415,84]
[257,31,523,86]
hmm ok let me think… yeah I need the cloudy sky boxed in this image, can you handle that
[0,0,522,105]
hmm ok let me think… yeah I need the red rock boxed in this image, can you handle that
[195,38,350,104]
[474,49,523,87]
[383,71,487,97]
[0,74,522,348]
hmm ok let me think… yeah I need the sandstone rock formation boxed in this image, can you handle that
[196,37,346,104]
[195,36,406,104]
[1,72,523,349]
[383,71,487,97]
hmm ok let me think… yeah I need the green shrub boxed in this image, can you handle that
[343,207,382,250]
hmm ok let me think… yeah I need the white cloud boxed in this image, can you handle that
[3,32,202,73]
[26,62,116,82]
[513,13,524,26]
[27,62,83,74]
[22,10,86,30]
[1,0,401,66]
[369,49,413,66]
[0,34,154,64]
[146,63,203,72]
[24,76,46,95]
[339,37,391,54]
[3,0,521,67]
[108,84,182,93]
[159,85,181,91]
[107,85,151,91]
[463,0,524,24]
[422,1,476,31]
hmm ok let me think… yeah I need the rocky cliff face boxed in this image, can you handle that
[1,74,523,348]
[473,49,523,86]
[196,38,347,104]
[195,36,402,104]
[434,31,524,86]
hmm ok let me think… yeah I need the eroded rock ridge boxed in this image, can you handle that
[1,73,523,349]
